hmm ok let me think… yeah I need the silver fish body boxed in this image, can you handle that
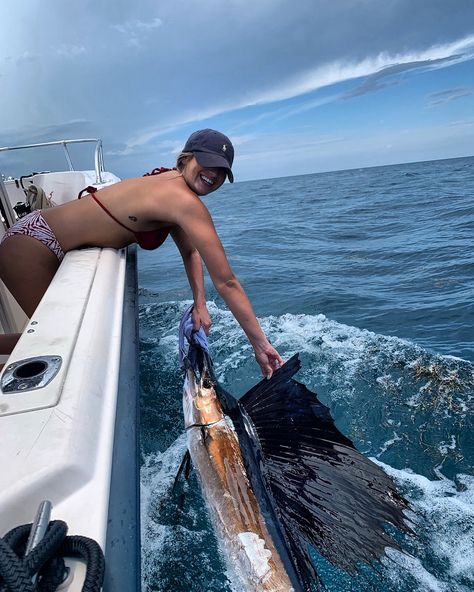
[183,367,294,592]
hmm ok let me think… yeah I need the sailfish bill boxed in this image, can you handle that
[179,308,411,591]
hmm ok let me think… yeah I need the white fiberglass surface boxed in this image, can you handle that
[0,247,126,546]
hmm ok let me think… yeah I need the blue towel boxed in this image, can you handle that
[179,304,209,371]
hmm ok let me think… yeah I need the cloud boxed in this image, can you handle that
[2,0,474,179]
[0,120,94,148]
[14,51,39,65]
[113,17,162,34]
[55,44,86,58]
[428,87,473,106]
[251,36,474,106]
[112,17,162,47]
[231,122,474,180]
[343,56,460,99]
[273,94,344,121]
[448,119,474,127]
[237,132,345,163]
[113,34,474,155]
[0,119,98,178]
[108,102,243,156]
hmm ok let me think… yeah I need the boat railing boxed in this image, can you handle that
[0,139,105,185]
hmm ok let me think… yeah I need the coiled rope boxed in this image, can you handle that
[0,520,104,592]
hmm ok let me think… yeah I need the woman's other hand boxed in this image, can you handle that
[192,303,212,335]
[253,339,284,379]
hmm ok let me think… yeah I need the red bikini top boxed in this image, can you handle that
[78,166,177,250]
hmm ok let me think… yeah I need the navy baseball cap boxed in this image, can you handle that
[183,129,234,183]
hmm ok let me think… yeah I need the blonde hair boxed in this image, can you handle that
[176,151,194,172]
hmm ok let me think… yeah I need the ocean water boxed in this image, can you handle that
[138,156,474,592]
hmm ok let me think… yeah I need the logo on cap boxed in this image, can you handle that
[222,144,227,152]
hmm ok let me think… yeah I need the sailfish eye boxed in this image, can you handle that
[202,377,213,389]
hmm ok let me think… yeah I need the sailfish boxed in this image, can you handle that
[178,306,411,591]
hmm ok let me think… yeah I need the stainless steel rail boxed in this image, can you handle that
[0,139,105,184]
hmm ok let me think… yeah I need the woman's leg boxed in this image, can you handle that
[0,235,60,317]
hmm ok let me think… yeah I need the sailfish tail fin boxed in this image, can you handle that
[237,354,412,586]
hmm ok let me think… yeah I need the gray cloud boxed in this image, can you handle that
[111,17,162,48]
[55,44,86,58]
[428,87,473,106]
[0,120,97,177]
[14,51,40,65]
[344,55,462,99]
[1,0,473,177]
[0,120,94,147]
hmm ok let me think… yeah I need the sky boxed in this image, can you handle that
[0,0,473,181]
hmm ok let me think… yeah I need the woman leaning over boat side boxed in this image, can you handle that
[0,129,283,378]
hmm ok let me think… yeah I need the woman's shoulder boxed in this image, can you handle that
[142,172,199,202]
[127,171,207,223]
[109,170,206,212]
[111,172,186,195]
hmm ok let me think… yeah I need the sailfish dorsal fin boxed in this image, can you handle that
[236,354,411,587]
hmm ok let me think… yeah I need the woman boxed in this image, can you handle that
[0,129,283,377]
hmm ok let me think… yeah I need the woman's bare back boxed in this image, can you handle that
[42,172,193,252]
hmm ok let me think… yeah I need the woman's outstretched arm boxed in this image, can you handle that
[215,274,283,377]
[171,226,211,334]
[174,195,283,377]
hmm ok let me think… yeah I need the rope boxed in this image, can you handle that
[0,521,104,592]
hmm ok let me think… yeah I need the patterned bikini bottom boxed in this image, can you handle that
[1,210,65,262]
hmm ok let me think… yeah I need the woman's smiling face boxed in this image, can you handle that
[182,156,226,196]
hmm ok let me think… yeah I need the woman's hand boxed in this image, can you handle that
[253,339,284,379]
[192,303,212,335]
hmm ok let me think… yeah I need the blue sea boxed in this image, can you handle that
[138,156,474,592]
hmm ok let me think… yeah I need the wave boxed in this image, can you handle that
[139,300,474,591]
[141,435,232,592]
